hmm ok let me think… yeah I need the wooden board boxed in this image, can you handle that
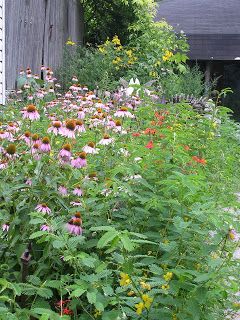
[5,0,84,90]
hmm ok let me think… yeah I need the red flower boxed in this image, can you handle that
[132,132,141,137]
[63,308,73,315]
[184,145,190,151]
[145,140,154,149]
[192,156,207,165]
[144,128,156,135]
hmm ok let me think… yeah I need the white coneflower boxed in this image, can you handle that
[82,142,99,154]
[98,134,114,145]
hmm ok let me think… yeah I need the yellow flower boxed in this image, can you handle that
[140,281,151,290]
[112,57,122,64]
[154,60,161,67]
[126,49,133,57]
[162,50,173,62]
[119,272,131,286]
[66,38,76,46]
[127,290,135,296]
[135,302,145,315]
[172,314,178,320]
[98,46,106,53]
[94,309,102,318]
[142,294,153,310]
[115,45,123,51]
[163,272,173,281]
[112,35,121,46]
[161,284,170,290]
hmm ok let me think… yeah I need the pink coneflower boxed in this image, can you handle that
[60,120,76,139]
[114,106,134,118]
[21,131,31,145]
[25,178,32,186]
[66,212,82,236]
[32,143,40,154]
[40,224,51,232]
[58,143,71,159]
[22,104,40,121]
[70,200,82,207]
[7,122,19,133]
[0,160,8,170]
[98,134,114,145]
[58,185,68,196]
[32,134,41,145]
[75,120,86,133]
[47,121,62,135]
[71,152,87,168]
[40,137,51,153]
[0,130,8,140]
[35,203,51,214]
[229,229,240,242]
[6,144,17,158]
[73,186,83,196]
[82,142,99,154]
[2,224,9,232]
[65,91,73,99]
[28,95,34,101]
[77,108,85,119]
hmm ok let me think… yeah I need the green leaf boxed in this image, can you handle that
[120,234,134,251]
[52,240,65,249]
[87,290,97,304]
[97,230,118,249]
[29,231,47,239]
[70,288,86,298]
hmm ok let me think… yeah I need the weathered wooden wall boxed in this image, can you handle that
[6,0,84,90]
[0,0,5,104]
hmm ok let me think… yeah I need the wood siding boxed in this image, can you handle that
[6,0,83,90]
[0,0,5,104]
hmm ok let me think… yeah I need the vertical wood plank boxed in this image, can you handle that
[43,0,83,70]
[5,0,46,89]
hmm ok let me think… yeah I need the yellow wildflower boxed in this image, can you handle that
[140,281,151,290]
[142,294,153,310]
[172,314,178,320]
[163,50,173,62]
[127,290,135,296]
[112,35,121,46]
[135,302,145,315]
[163,272,173,281]
[126,49,133,57]
[119,272,131,286]
[98,46,106,53]
[112,57,122,64]
[66,38,76,46]
[161,284,170,290]
[94,309,102,318]
[115,45,123,51]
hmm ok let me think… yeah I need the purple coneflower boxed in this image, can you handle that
[25,178,32,186]
[229,229,240,242]
[77,108,85,119]
[2,223,9,232]
[40,224,51,232]
[60,120,76,139]
[35,203,51,215]
[66,212,82,236]
[82,142,99,154]
[21,131,31,145]
[0,160,8,170]
[40,137,51,153]
[47,121,62,135]
[58,143,71,160]
[58,185,68,196]
[22,104,40,121]
[75,120,86,133]
[73,186,83,196]
[71,152,87,168]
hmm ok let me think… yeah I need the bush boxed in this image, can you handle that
[0,74,239,319]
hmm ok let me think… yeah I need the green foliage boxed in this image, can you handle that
[0,76,239,319]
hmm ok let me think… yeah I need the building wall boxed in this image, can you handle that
[0,0,5,104]
[5,0,84,90]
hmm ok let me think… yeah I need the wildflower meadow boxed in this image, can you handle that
[0,67,239,320]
